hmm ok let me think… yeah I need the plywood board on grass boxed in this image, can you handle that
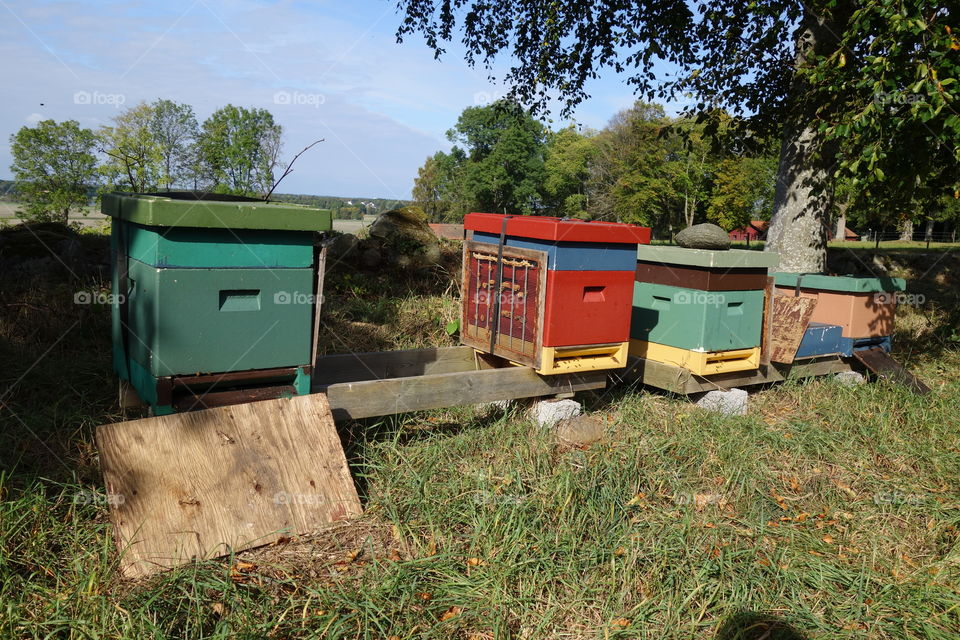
[96,393,360,577]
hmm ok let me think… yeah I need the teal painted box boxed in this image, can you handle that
[631,282,766,351]
[105,192,330,414]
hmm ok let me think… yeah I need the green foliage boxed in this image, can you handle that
[197,104,283,196]
[449,100,548,217]
[542,126,595,218]
[707,156,777,230]
[9,119,98,223]
[98,102,164,192]
[149,99,199,190]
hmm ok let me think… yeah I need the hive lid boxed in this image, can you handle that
[102,192,332,232]
[636,245,780,269]
[464,212,651,244]
[773,272,907,292]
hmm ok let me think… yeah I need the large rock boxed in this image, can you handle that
[675,223,731,250]
[0,221,83,277]
[367,206,441,270]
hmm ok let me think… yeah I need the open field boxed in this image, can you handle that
[1,229,959,639]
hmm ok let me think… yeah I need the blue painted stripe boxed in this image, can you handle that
[473,231,636,271]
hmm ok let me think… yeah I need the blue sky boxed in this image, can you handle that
[0,0,682,199]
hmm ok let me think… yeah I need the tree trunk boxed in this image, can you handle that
[834,213,847,241]
[924,219,934,242]
[898,219,914,242]
[764,5,851,273]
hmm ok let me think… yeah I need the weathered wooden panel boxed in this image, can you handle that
[769,295,817,364]
[97,393,360,577]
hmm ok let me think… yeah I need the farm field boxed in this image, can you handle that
[1,229,959,639]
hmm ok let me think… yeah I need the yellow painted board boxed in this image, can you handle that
[536,342,629,376]
[629,340,760,375]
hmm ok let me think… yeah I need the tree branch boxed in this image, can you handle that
[263,139,324,202]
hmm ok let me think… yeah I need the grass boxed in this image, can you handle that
[1,230,960,638]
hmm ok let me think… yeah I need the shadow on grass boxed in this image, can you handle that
[715,612,809,640]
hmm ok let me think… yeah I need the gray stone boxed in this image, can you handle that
[532,398,581,428]
[695,388,748,416]
[675,223,731,250]
[325,232,359,264]
[834,370,866,386]
[555,415,605,446]
[367,206,441,270]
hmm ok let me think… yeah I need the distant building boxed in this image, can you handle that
[835,225,859,241]
[728,220,769,242]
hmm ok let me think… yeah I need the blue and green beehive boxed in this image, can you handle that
[105,192,331,414]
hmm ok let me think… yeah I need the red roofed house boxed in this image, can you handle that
[728,220,769,242]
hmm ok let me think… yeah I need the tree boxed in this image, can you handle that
[542,126,596,218]
[198,105,283,196]
[99,102,163,192]
[9,119,98,223]
[395,1,960,272]
[149,99,199,190]
[707,156,777,231]
[448,100,548,215]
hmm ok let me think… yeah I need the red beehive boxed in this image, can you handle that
[461,213,651,374]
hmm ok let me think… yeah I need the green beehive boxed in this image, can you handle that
[106,192,331,414]
[631,282,766,351]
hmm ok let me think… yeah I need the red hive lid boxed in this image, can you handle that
[464,212,651,244]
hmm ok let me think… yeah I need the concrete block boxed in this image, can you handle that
[532,398,581,428]
[834,370,866,386]
[695,388,748,416]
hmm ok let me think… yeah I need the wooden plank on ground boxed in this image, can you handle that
[312,346,483,387]
[96,393,361,578]
[769,295,817,364]
[853,348,932,394]
[622,356,787,394]
[779,356,852,380]
[322,367,606,421]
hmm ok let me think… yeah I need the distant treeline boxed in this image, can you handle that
[271,194,410,219]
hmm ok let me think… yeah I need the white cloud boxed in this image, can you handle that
[25,113,44,125]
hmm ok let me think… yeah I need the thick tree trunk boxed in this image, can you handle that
[898,219,914,242]
[764,123,832,272]
[924,218,934,241]
[764,5,851,272]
